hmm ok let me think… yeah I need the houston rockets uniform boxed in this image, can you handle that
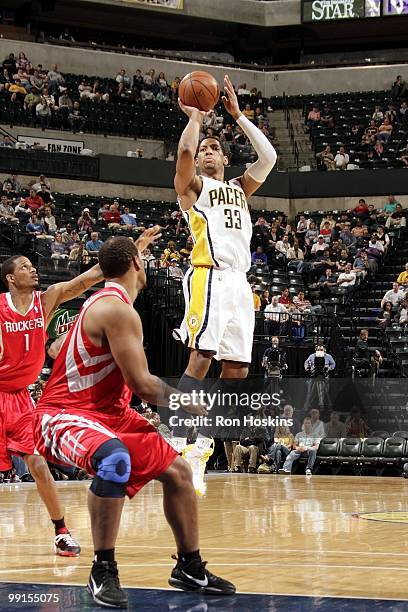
[0,291,47,470]
[33,283,178,498]
[173,175,254,363]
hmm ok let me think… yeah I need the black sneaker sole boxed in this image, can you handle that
[168,577,236,595]
[87,584,128,609]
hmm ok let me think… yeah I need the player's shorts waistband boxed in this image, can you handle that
[192,266,247,276]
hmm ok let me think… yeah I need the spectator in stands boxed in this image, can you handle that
[30,69,45,96]
[242,103,254,121]
[353,250,369,280]
[397,262,408,287]
[391,75,407,100]
[324,411,346,438]
[32,174,51,192]
[35,95,52,129]
[78,80,93,99]
[320,221,333,242]
[320,105,335,129]
[116,69,131,96]
[50,232,69,269]
[377,301,394,331]
[120,206,140,232]
[47,64,65,96]
[306,106,320,131]
[85,231,103,253]
[381,282,404,308]
[260,426,294,473]
[26,213,46,236]
[364,119,378,141]
[251,284,261,312]
[304,221,318,249]
[25,188,44,212]
[264,296,289,336]
[24,89,41,113]
[141,248,155,270]
[77,208,95,235]
[68,101,85,133]
[309,409,325,437]
[354,329,382,374]
[0,67,12,92]
[293,290,321,316]
[97,203,109,220]
[287,240,304,270]
[319,213,336,231]
[2,53,17,75]
[376,118,393,143]
[260,289,270,311]
[385,204,406,229]
[318,268,337,296]
[345,407,371,437]
[0,135,14,148]
[373,140,385,159]
[14,197,30,223]
[250,246,269,272]
[0,195,18,223]
[316,145,335,171]
[168,259,184,281]
[398,298,408,327]
[140,84,154,101]
[233,424,265,473]
[9,79,27,103]
[334,146,349,170]
[275,235,291,262]
[237,83,250,96]
[103,203,121,230]
[279,287,292,306]
[56,91,73,125]
[37,184,53,206]
[378,194,399,221]
[279,417,320,476]
[337,263,356,289]
[374,226,391,254]
[311,235,327,255]
[42,206,58,235]
[372,105,384,123]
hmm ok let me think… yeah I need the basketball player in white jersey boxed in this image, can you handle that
[173,75,277,467]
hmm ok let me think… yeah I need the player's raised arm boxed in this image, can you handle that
[174,100,205,209]
[222,75,277,198]
[102,299,207,415]
[41,263,104,322]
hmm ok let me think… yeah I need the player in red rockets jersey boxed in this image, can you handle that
[0,253,104,556]
[33,235,236,609]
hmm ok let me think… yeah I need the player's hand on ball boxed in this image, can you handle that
[221,75,241,120]
[178,98,207,121]
[135,225,161,252]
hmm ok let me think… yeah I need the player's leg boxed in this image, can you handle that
[157,456,235,595]
[4,391,80,557]
[24,453,80,557]
[33,409,129,608]
[87,438,130,609]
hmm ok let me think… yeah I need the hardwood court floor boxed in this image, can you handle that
[0,474,408,602]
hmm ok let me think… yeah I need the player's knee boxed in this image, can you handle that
[90,439,131,498]
[166,456,193,489]
[25,455,50,482]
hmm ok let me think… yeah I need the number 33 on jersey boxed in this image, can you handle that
[182,175,252,273]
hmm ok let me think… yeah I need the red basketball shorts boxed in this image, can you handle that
[0,389,36,471]
[33,406,178,498]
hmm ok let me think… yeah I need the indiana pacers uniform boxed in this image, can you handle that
[174,175,254,363]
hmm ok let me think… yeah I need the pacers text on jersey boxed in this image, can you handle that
[4,318,44,333]
[208,185,249,212]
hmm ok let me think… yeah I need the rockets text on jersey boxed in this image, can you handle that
[0,291,46,392]
[37,283,133,416]
[182,175,252,272]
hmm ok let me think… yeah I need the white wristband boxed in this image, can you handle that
[236,114,277,182]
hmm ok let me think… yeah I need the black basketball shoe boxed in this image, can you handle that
[87,560,128,609]
[169,555,236,595]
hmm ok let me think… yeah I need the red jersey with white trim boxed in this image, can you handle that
[37,284,133,415]
[0,291,46,392]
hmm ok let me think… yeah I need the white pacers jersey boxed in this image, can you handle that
[182,175,252,273]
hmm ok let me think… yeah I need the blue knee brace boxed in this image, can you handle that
[90,439,131,498]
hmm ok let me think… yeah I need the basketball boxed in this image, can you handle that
[178,71,220,112]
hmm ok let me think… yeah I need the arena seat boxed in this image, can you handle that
[393,431,408,439]
[338,438,361,469]
[379,437,406,470]
[316,438,340,473]
[359,437,384,467]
